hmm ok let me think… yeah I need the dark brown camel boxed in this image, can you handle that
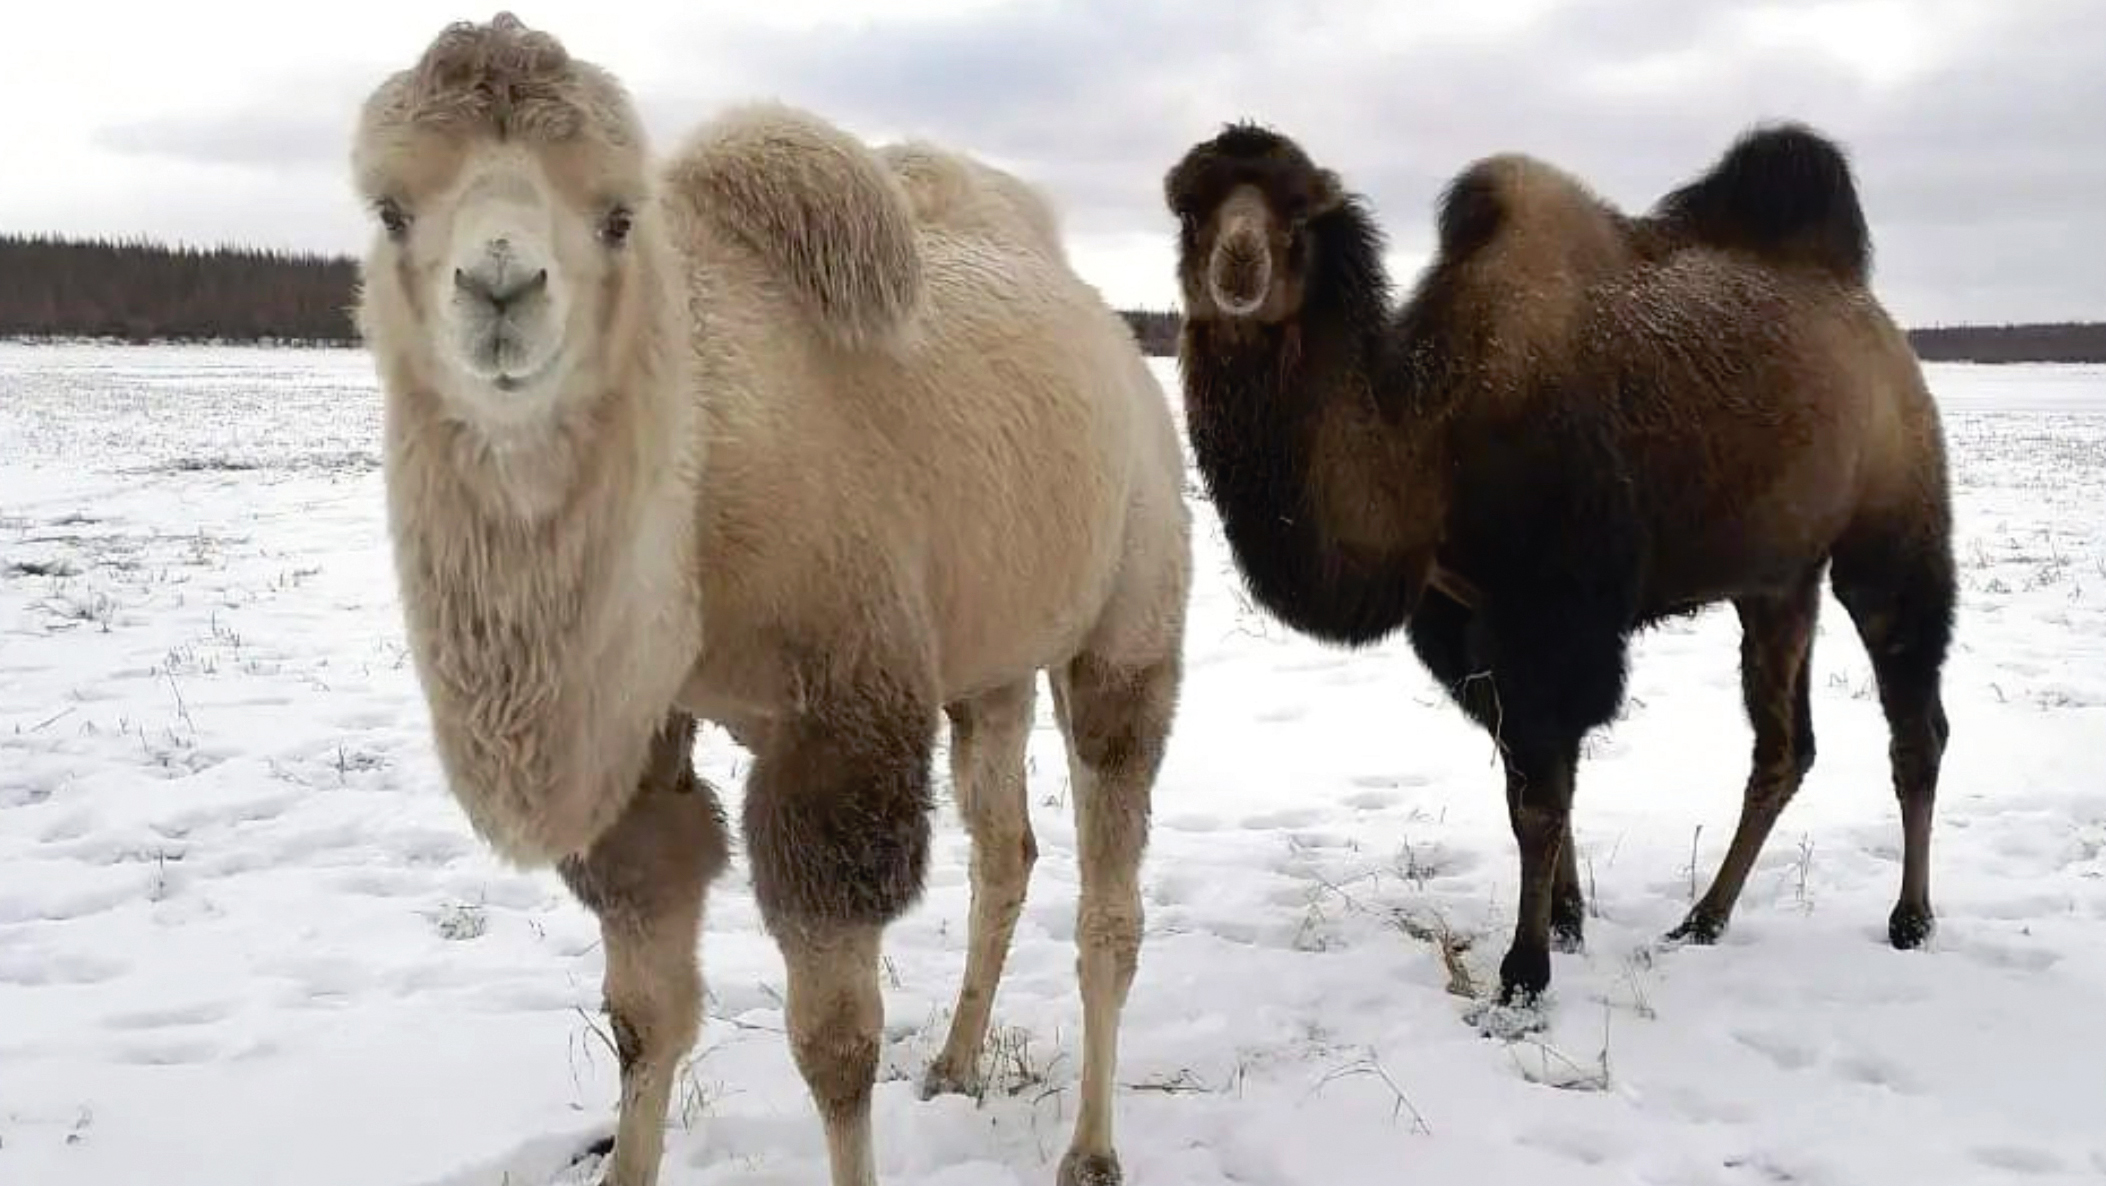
[1163,121,1956,1006]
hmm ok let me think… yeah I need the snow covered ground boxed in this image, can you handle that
[2,342,2103,1186]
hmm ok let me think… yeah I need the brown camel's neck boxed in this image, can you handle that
[1179,200,1451,646]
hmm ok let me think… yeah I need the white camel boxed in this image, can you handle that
[351,14,1192,1186]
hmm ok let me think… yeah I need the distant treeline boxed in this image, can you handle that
[0,234,358,343]
[2,234,2101,363]
[1904,322,2106,365]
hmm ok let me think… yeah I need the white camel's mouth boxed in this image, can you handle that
[449,306,565,393]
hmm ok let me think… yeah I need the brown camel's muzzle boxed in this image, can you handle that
[1206,186,1275,317]
[1209,235,1271,317]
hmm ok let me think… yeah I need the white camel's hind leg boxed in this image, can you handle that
[924,678,1040,1099]
[557,713,729,1186]
[1051,652,1180,1186]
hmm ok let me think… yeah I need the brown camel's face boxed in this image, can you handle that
[351,17,653,429]
[1165,129,1343,325]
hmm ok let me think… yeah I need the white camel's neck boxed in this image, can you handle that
[381,323,703,865]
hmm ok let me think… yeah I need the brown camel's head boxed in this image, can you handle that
[351,13,656,427]
[1164,123,1347,324]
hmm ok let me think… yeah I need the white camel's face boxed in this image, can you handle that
[436,150,573,395]
[361,136,640,425]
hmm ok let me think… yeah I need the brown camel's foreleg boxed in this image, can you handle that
[1833,529,1956,949]
[1669,574,1823,945]
[558,711,730,1186]
[1504,759,1585,952]
[923,678,1040,1099]
[741,668,938,1186]
[1049,651,1179,1186]
[1498,736,1581,1004]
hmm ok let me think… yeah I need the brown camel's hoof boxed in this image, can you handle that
[565,1134,614,1185]
[1889,902,1934,949]
[1498,944,1550,1007]
[1665,909,1726,947]
[919,1061,982,1102]
[1059,1150,1123,1186]
[1550,913,1586,955]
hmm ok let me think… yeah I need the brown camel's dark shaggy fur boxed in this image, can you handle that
[1164,121,1955,1006]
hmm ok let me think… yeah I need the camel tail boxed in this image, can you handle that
[1654,122,1872,285]
[662,101,924,349]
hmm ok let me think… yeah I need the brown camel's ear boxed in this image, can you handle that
[1306,168,1346,219]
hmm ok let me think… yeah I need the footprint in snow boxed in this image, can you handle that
[115,1035,225,1065]
[0,950,129,986]
[1970,1145,2066,1175]
[1518,1124,1624,1167]
[1731,1027,1819,1072]
[332,869,431,898]
[1830,1049,1923,1095]
[1971,931,2065,972]
[1240,806,1325,830]
[102,1000,236,1030]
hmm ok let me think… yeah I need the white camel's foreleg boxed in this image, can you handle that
[558,713,728,1186]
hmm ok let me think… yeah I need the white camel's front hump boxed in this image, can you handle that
[669,110,1180,704]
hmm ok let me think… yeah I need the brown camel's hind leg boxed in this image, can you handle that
[559,711,730,1186]
[1832,525,1955,948]
[1669,572,1823,945]
[1050,650,1179,1186]
[923,678,1040,1099]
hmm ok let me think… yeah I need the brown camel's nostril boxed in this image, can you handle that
[1209,240,1271,312]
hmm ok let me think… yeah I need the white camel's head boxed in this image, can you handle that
[351,13,653,424]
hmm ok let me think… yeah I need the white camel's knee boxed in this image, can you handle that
[1076,896,1143,981]
[968,814,1038,897]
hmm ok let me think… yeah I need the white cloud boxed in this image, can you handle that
[3,0,2096,323]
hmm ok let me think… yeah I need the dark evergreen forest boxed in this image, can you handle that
[2,233,2099,361]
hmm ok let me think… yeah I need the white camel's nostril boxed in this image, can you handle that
[456,262,549,309]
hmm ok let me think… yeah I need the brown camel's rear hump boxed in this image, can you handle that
[1648,122,1872,286]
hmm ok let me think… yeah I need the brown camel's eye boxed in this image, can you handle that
[376,198,410,240]
[600,204,634,247]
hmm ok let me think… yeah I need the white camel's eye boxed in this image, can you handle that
[376,198,410,239]
[600,205,633,246]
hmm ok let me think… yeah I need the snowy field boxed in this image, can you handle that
[2,341,2104,1186]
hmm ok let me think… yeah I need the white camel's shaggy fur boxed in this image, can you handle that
[352,13,1189,1186]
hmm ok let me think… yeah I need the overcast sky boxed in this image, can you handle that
[3,0,2095,325]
